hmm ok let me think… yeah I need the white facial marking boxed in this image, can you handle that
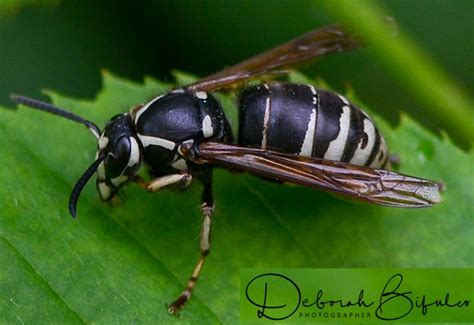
[196,91,208,100]
[137,134,176,150]
[111,174,128,187]
[98,182,112,200]
[171,158,188,171]
[133,95,164,123]
[338,95,350,105]
[324,105,351,161]
[350,119,376,166]
[127,137,140,167]
[299,108,317,156]
[202,115,214,138]
[98,136,109,149]
[261,95,271,149]
[97,161,106,179]
[263,83,270,90]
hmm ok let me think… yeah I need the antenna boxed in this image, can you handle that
[69,154,106,218]
[11,94,101,139]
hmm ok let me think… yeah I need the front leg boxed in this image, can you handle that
[168,178,214,314]
[134,173,192,192]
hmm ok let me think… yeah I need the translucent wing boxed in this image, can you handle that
[184,24,361,92]
[188,143,442,208]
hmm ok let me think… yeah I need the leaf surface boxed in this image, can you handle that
[0,72,472,323]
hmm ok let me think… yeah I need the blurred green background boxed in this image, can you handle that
[0,0,472,147]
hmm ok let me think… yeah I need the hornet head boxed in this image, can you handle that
[10,95,142,218]
[95,113,141,202]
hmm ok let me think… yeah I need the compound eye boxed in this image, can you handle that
[115,136,131,161]
[105,136,131,179]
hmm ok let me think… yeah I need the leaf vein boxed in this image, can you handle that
[0,236,87,324]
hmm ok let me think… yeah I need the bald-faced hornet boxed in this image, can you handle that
[11,22,442,314]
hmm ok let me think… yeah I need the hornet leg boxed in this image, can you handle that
[168,179,214,314]
[134,173,192,192]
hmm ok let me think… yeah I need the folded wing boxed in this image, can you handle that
[193,142,442,208]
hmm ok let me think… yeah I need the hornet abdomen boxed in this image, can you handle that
[238,83,389,168]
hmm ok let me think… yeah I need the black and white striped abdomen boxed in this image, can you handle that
[238,83,389,168]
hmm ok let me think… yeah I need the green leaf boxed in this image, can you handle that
[0,0,60,19]
[1,72,472,323]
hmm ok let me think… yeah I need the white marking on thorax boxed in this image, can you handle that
[98,136,109,149]
[299,108,317,156]
[338,95,350,105]
[261,95,271,149]
[324,105,351,161]
[350,119,376,166]
[202,115,214,138]
[128,137,140,167]
[196,91,208,99]
[133,95,164,123]
[137,134,176,150]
